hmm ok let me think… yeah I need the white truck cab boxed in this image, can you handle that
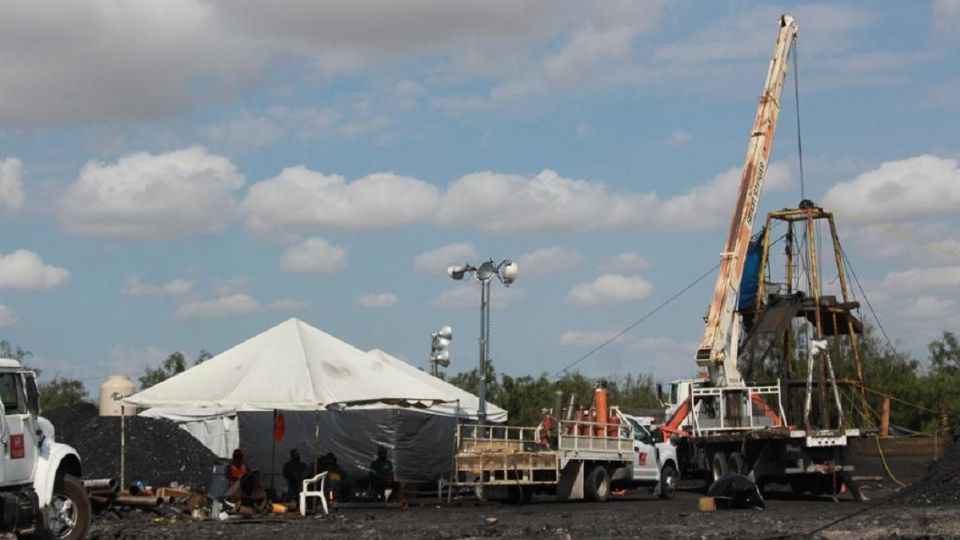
[0,359,90,539]
[619,413,678,497]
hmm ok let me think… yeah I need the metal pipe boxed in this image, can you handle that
[83,478,117,490]
[114,495,163,508]
[120,405,126,490]
[477,279,490,423]
[564,394,576,421]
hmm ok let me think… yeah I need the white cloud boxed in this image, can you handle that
[658,162,791,231]
[0,158,25,211]
[0,2,572,125]
[356,293,398,308]
[268,299,307,312]
[667,129,691,145]
[0,250,70,290]
[933,0,960,44]
[175,293,262,320]
[431,284,525,309]
[414,243,477,274]
[901,296,956,320]
[565,274,653,306]
[516,247,582,276]
[822,155,960,221]
[437,169,657,232]
[0,305,18,327]
[559,329,618,347]
[244,166,439,234]
[655,5,866,64]
[598,252,650,272]
[882,265,960,292]
[58,146,244,239]
[213,277,249,297]
[280,237,348,274]
[122,274,193,296]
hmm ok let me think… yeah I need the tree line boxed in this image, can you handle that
[1,327,956,433]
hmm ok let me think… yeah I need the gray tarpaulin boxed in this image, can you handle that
[238,409,457,491]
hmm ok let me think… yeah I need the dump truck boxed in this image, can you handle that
[451,388,679,502]
[0,358,91,539]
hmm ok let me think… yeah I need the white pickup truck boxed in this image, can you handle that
[0,358,90,539]
[452,407,678,503]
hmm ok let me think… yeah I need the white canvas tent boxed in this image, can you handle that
[366,349,507,423]
[125,318,505,484]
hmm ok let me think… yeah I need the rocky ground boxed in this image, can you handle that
[84,480,960,540]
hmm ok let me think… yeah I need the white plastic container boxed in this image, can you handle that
[99,375,136,416]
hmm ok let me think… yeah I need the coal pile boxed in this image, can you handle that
[45,402,221,490]
[899,438,960,506]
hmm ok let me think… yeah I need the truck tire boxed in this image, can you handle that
[728,452,746,475]
[658,463,677,500]
[711,452,728,483]
[38,475,90,540]
[584,466,610,502]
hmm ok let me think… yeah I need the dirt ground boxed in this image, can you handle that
[85,482,960,540]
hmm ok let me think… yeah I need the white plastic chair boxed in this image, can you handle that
[299,472,329,516]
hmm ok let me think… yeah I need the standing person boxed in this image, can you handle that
[368,445,394,501]
[282,449,308,502]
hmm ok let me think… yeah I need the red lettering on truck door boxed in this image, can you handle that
[10,434,24,459]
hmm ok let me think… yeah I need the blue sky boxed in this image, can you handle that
[1,1,958,388]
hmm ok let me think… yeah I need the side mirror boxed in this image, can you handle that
[25,373,40,416]
[651,429,664,444]
[656,383,664,403]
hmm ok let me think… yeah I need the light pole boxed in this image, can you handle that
[429,326,453,376]
[447,259,518,423]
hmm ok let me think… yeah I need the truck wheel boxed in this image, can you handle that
[658,463,677,500]
[584,466,610,502]
[38,475,90,540]
[728,452,746,475]
[711,452,728,483]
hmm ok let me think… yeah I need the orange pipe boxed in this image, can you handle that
[595,386,609,437]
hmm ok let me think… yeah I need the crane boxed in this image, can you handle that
[695,14,798,388]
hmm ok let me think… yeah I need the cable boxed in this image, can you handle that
[791,39,805,201]
[875,436,908,488]
[840,247,896,353]
[552,263,720,378]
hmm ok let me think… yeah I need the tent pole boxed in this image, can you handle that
[120,405,126,489]
[271,409,277,492]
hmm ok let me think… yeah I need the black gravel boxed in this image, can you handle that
[899,437,960,506]
[45,402,221,490]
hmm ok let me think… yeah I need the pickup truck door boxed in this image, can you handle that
[631,423,660,481]
[0,372,34,484]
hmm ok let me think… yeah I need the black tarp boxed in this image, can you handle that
[238,409,457,491]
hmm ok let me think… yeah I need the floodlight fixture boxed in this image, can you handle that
[442,256,518,423]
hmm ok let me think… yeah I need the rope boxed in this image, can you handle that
[875,436,907,488]
[552,263,719,378]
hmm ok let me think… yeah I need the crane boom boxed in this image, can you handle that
[695,14,798,388]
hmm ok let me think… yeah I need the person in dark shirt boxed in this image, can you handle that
[282,449,308,502]
[368,445,394,501]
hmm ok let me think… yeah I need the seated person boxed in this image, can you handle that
[318,452,350,502]
[224,448,267,512]
[282,449,308,503]
[368,445,395,501]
